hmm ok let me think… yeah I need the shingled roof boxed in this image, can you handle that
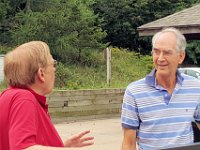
[137,4,200,40]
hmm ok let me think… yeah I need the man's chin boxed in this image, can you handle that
[157,65,168,70]
[156,69,169,76]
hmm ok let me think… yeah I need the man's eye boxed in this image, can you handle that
[164,51,173,55]
[153,50,160,54]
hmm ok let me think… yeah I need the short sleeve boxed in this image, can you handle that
[9,97,37,150]
[121,88,139,130]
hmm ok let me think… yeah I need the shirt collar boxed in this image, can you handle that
[145,69,184,87]
[27,88,48,113]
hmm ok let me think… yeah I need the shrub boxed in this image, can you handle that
[55,62,72,88]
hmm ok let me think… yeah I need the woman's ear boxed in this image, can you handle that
[37,68,45,82]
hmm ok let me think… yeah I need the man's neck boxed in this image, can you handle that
[156,75,176,94]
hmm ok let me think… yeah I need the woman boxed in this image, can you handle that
[0,41,94,150]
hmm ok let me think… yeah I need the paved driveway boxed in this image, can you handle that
[54,117,123,150]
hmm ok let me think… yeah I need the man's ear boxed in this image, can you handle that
[37,68,45,82]
[178,51,185,64]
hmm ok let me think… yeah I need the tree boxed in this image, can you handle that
[48,0,107,66]
[184,41,200,65]
[93,0,200,55]
[0,1,10,45]
[1,0,107,66]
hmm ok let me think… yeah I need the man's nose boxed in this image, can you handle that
[158,52,165,60]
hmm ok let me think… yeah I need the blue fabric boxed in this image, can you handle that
[121,69,200,149]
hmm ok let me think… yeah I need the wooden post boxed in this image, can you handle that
[106,47,111,85]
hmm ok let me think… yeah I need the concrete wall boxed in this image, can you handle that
[47,88,125,122]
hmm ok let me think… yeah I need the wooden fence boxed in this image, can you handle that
[47,88,125,122]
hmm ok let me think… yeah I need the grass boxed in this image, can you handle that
[55,47,153,90]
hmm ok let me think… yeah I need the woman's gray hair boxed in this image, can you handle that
[152,27,186,52]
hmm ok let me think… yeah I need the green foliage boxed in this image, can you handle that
[143,56,154,73]
[0,2,7,21]
[0,47,153,90]
[0,45,11,54]
[0,81,8,91]
[49,0,107,66]
[54,47,153,89]
[93,0,199,54]
[10,12,45,44]
[110,47,152,87]
[61,65,107,90]
[185,41,200,65]
[1,0,200,68]
[1,0,107,67]
[55,62,72,87]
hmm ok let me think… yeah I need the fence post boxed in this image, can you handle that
[106,47,111,85]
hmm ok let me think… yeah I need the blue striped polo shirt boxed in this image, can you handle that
[121,69,200,150]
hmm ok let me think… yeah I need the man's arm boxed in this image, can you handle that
[122,128,137,150]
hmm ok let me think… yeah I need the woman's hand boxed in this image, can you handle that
[64,130,94,148]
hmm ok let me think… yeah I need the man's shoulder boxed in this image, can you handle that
[127,78,147,88]
[125,78,153,94]
[182,74,200,85]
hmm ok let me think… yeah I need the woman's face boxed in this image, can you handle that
[43,57,57,94]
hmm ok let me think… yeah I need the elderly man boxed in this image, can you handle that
[121,28,200,150]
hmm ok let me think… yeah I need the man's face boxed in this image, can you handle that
[152,32,185,77]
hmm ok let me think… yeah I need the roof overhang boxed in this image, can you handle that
[138,25,200,40]
[137,4,200,40]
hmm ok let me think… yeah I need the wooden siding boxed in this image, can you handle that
[47,88,125,121]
